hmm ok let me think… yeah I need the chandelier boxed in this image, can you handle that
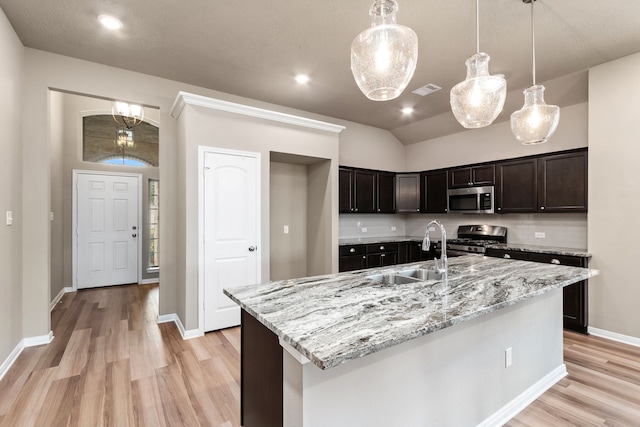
[112,101,145,129]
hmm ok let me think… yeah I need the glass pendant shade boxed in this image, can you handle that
[450,52,506,129]
[510,85,559,145]
[350,0,418,101]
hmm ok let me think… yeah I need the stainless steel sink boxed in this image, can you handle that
[398,268,444,281]
[365,272,422,285]
[366,268,445,284]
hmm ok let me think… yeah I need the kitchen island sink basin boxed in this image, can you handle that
[366,268,445,284]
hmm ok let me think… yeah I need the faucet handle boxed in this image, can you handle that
[422,237,430,251]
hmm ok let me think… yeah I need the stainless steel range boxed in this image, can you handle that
[438,224,507,257]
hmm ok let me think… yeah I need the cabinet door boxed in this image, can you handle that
[376,172,396,213]
[421,170,448,213]
[339,255,367,272]
[538,150,587,212]
[396,174,420,213]
[448,167,473,188]
[472,165,495,186]
[496,159,537,213]
[339,168,355,213]
[354,169,377,213]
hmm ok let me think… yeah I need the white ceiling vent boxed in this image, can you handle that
[412,84,442,96]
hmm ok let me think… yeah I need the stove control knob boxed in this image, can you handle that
[467,246,473,251]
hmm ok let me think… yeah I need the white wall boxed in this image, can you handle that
[405,102,588,171]
[588,52,640,338]
[0,7,24,365]
[338,121,406,171]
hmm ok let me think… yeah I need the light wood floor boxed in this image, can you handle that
[1,283,639,426]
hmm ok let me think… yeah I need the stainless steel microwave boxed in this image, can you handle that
[447,186,494,214]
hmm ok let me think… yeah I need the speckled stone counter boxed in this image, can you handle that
[485,243,591,258]
[224,255,598,370]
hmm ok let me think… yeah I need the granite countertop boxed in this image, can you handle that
[224,255,598,370]
[485,243,591,258]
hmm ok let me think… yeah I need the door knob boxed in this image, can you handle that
[132,233,137,238]
[132,226,137,230]
[248,246,256,252]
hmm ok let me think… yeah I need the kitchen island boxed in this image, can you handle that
[224,255,598,427]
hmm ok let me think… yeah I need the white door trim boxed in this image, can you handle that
[72,170,143,290]
[197,146,261,335]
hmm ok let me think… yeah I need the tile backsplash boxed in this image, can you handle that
[341,213,587,249]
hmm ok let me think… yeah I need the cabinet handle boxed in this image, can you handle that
[377,208,381,212]
[551,259,561,265]
[503,254,511,259]
[498,207,502,211]
[355,208,358,212]
[381,254,386,257]
[540,206,545,210]
[380,246,385,250]
[350,248,356,253]
[444,208,448,212]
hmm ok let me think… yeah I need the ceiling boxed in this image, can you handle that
[2,0,639,144]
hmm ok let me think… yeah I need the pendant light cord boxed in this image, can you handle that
[531,0,536,85]
[475,0,480,53]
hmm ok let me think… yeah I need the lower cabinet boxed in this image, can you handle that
[485,248,589,334]
[339,241,434,272]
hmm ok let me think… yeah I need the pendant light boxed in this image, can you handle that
[510,0,559,145]
[351,0,418,101]
[450,0,507,129]
[112,101,145,129]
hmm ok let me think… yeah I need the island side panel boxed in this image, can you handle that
[294,289,564,427]
[241,309,283,427]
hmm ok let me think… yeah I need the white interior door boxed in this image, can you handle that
[203,150,260,332]
[76,172,139,289]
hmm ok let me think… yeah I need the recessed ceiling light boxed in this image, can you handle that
[98,15,123,30]
[295,74,310,84]
[402,107,414,115]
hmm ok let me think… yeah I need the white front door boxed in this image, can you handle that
[203,149,260,332]
[75,172,140,289]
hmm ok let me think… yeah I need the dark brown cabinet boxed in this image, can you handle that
[538,150,588,212]
[496,158,538,213]
[449,164,495,188]
[485,248,589,334]
[338,245,367,272]
[396,173,421,213]
[339,167,395,214]
[365,243,398,268]
[421,170,448,213]
[339,168,355,213]
[398,241,433,264]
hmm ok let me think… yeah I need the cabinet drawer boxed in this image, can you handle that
[485,248,529,261]
[527,252,584,267]
[339,245,366,257]
[365,243,398,254]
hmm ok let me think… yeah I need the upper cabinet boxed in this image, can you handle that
[496,149,588,213]
[421,170,448,213]
[538,150,588,212]
[396,173,421,213]
[496,158,538,213]
[340,167,395,214]
[448,165,495,188]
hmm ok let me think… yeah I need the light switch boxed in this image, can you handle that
[6,211,13,226]
[283,225,289,234]
[535,232,545,239]
[50,211,55,222]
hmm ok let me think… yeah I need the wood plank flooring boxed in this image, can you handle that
[1,283,639,426]
[0,284,240,427]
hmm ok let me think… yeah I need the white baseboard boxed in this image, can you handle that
[1,331,55,382]
[50,287,74,311]
[0,340,25,382]
[588,327,640,348]
[139,278,159,285]
[478,364,567,427]
[157,314,203,340]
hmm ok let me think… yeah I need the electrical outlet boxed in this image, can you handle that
[505,347,513,368]
[535,232,546,239]
[391,226,397,231]
[428,226,436,232]
[361,227,368,233]
[283,225,289,234]
[6,211,12,226]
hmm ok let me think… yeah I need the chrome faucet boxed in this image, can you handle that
[422,220,447,282]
